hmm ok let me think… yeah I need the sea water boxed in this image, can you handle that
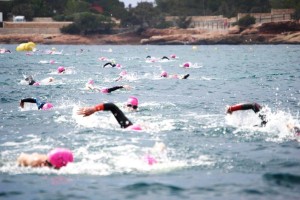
[0,44,300,200]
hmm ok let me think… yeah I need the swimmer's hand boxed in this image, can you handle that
[77,107,96,117]
[226,106,232,114]
[122,85,131,90]
[20,101,24,108]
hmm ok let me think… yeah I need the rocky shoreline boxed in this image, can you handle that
[0,21,300,45]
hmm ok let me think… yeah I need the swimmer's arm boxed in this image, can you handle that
[77,103,104,117]
[17,153,48,167]
[107,85,131,93]
[115,76,122,82]
[103,62,113,68]
[20,98,37,108]
[181,74,190,79]
[227,103,261,114]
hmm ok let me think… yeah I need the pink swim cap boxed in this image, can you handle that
[170,54,176,59]
[50,60,55,64]
[127,124,142,131]
[119,70,127,76]
[101,88,109,93]
[183,62,190,68]
[161,71,168,78]
[47,148,74,169]
[144,154,157,165]
[127,96,138,107]
[33,82,40,86]
[57,66,65,73]
[42,103,53,110]
[116,64,121,68]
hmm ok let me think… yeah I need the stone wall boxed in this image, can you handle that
[0,21,72,34]
[3,21,72,28]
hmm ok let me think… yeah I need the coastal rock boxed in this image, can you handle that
[0,21,299,45]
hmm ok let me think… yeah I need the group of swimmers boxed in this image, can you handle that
[16,52,300,170]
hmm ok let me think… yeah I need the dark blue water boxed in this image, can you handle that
[0,44,300,200]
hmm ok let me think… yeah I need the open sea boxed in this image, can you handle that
[0,44,300,200]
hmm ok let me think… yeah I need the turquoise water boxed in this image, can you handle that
[0,44,300,200]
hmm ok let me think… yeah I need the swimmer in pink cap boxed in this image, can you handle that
[17,148,73,169]
[57,66,65,73]
[183,62,191,68]
[20,97,53,110]
[126,96,138,111]
[160,71,189,79]
[115,70,128,81]
[161,71,168,78]
[85,79,131,93]
[77,102,142,130]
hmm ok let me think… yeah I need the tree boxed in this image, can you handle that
[11,4,34,21]
[61,12,114,35]
[128,2,162,29]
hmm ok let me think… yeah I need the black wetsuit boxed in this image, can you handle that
[182,74,190,79]
[103,103,133,128]
[21,98,45,110]
[229,103,267,126]
[25,76,36,85]
[106,86,124,93]
[103,62,116,68]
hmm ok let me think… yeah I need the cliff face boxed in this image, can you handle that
[0,21,299,45]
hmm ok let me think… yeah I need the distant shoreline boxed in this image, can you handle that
[1,21,300,45]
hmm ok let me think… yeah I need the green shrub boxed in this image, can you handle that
[60,23,80,34]
[237,15,256,27]
[60,12,114,35]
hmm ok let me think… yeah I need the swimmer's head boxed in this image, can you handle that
[127,124,142,131]
[57,66,65,73]
[33,82,40,86]
[170,54,177,59]
[183,62,191,68]
[127,96,138,110]
[119,70,127,77]
[116,64,121,68]
[144,154,157,165]
[161,71,168,78]
[42,103,53,110]
[47,148,74,169]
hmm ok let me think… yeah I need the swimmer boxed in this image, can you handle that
[226,103,300,134]
[20,97,53,110]
[160,71,190,79]
[85,79,131,93]
[0,48,11,53]
[77,102,141,130]
[115,70,128,82]
[103,62,119,68]
[57,66,65,73]
[161,56,169,60]
[25,75,36,85]
[17,148,73,169]
[226,102,267,126]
